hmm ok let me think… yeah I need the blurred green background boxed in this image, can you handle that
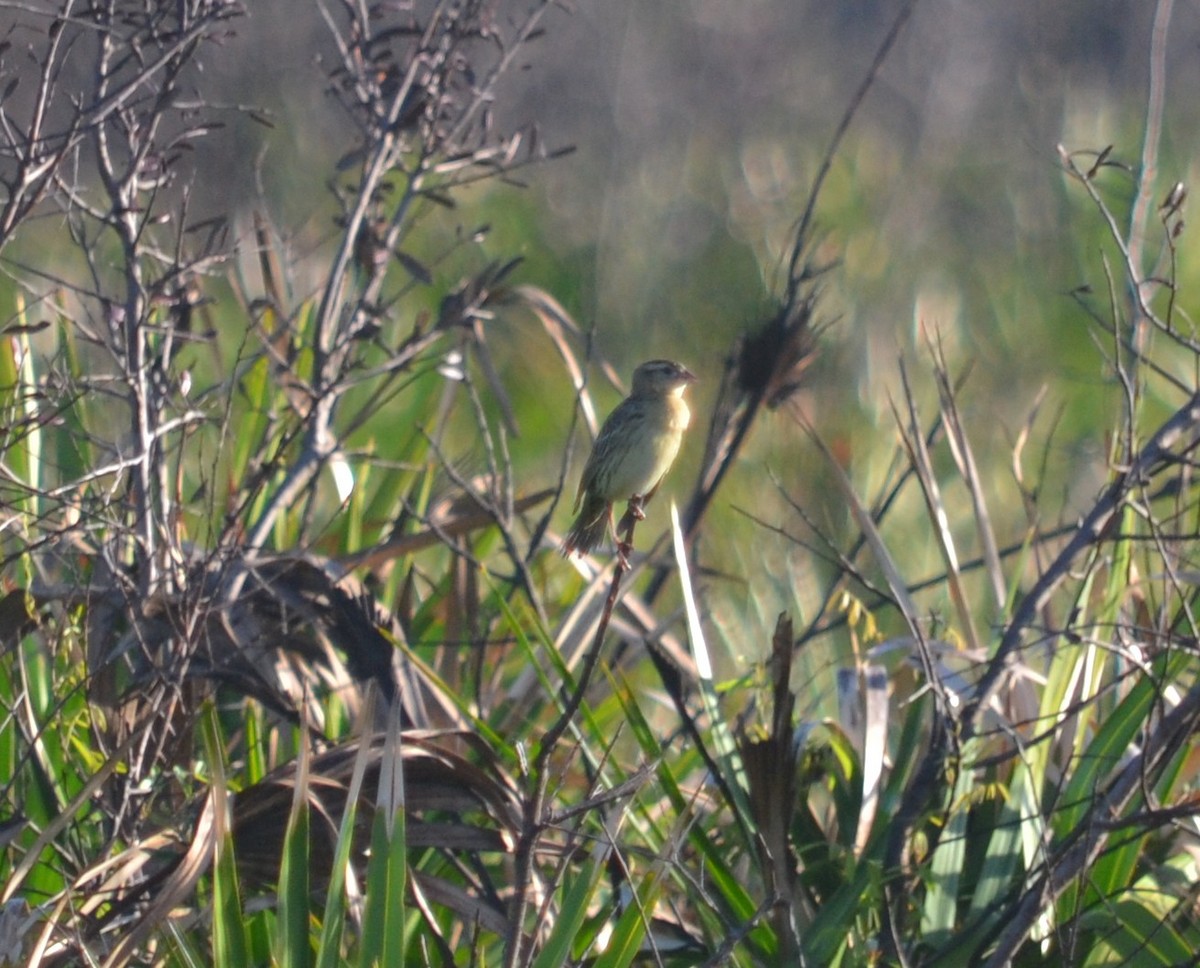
[4,5,1200,962]
[6,0,1194,693]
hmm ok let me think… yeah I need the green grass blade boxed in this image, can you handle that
[1077,898,1195,965]
[530,847,609,968]
[358,706,406,968]
[920,741,976,940]
[315,692,378,968]
[590,867,665,968]
[201,702,250,967]
[276,735,312,968]
[671,504,754,837]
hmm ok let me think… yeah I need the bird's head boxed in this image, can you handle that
[631,359,697,398]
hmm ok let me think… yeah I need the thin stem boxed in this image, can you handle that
[505,504,640,968]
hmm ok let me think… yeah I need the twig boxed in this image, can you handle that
[505,505,641,968]
[979,681,1200,967]
[964,388,1200,739]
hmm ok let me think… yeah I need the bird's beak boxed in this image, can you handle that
[682,367,698,383]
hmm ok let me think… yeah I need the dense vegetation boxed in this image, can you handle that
[0,2,1198,966]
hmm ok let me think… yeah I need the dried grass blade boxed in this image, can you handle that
[894,362,981,651]
[509,284,596,433]
[412,870,511,937]
[926,333,1007,614]
[100,796,218,968]
[338,486,555,571]
[807,426,921,631]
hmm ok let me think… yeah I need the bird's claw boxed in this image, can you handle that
[618,498,646,531]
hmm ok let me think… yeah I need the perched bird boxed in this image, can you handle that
[562,359,697,559]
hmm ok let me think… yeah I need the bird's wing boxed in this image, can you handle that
[573,400,633,510]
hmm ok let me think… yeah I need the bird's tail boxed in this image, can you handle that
[561,494,610,557]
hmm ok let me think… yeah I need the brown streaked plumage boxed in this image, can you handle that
[561,359,696,558]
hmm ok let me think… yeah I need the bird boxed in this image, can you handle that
[561,359,697,561]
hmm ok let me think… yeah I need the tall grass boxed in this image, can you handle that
[0,2,1198,967]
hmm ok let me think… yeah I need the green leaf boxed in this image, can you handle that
[201,703,250,967]
[590,866,665,968]
[358,707,407,968]
[276,739,312,968]
[920,740,978,940]
[531,847,609,968]
[315,692,380,968]
[1078,898,1195,965]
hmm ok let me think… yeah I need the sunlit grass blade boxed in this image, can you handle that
[671,503,753,831]
[854,664,889,856]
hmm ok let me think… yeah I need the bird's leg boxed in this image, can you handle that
[604,504,617,543]
[603,505,631,568]
[614,495,646,569]
[619,494,647,529]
